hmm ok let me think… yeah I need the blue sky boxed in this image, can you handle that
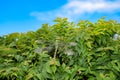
[0,0,120,36]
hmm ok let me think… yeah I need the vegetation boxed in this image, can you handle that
[0,17,120,80]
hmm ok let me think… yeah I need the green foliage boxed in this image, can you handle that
[0,17,120,80]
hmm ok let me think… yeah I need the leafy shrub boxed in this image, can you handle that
[0,17,120,80]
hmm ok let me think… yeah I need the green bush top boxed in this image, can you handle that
[0,17,120,80]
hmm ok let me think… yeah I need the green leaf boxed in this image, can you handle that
[51,65,57,74]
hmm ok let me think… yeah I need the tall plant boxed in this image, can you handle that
[0,17,120,80]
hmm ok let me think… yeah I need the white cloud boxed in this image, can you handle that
[30,0,120,22]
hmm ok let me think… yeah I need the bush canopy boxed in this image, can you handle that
[0,17,120,80]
